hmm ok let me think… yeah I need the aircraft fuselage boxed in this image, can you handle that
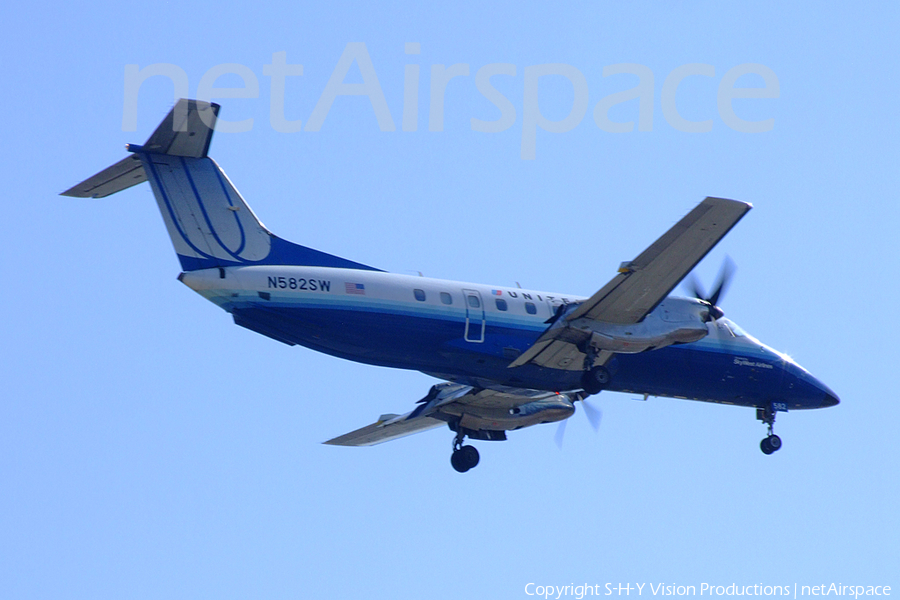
[180,266,837,412]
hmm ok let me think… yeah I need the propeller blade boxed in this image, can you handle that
[555,395,602,448]
[685,257,736,321]
[686,274,707,302]
[582,399,603,432]
[554,418,568,449]
[708,256,736,308]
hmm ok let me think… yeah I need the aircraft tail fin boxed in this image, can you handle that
[62,99,380,273]
[61,99,218,199]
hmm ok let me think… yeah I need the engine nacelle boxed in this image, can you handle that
[508,396,576,423]
[450,394,577,433]
[571,297,711,354]
[423,383,578,433]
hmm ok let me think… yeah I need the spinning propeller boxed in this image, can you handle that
[554,394,602,449]
[686,256,736,322]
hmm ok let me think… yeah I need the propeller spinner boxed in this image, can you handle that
[687,257,735,322]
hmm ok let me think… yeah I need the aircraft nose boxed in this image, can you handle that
[821,392,840,408]
[812,376,840,408]
[798,366,840,409]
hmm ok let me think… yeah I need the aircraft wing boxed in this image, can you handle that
[509,197,751,370]
[324,383,574,446]
[324,412,446,447]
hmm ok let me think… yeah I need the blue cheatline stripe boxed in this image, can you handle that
[179,156,247,261]
[142,156,217,262]
[219,293,780,367]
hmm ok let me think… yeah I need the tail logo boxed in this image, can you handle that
[143,154,271,266]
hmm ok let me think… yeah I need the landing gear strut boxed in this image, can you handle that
[580,343,612,396]
[450,430,480,473]
[757,405,783,455]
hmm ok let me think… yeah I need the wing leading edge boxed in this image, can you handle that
[568,197,751,323]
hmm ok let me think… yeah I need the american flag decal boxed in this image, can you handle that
[345,282,366,295]
[492,289,503,296]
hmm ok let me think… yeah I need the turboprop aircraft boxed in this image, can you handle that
[63,99,839,472]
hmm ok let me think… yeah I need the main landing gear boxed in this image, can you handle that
[757,405,783,455]
[580,365,611,396]
[450,430,480,473]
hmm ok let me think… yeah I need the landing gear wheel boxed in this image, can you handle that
[451,449,469,472]
[460,445,479,469]
[581,366,611,395]
[760,434,782,455]
[451,445,480,472]
[756,405,783,455]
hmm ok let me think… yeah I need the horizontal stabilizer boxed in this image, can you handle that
[61,99,219,198]
[61,154,146,198]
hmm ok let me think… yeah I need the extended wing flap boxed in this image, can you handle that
[568,197,751,324]
[507,338,587,370]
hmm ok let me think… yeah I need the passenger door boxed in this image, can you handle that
[462,289,485,343]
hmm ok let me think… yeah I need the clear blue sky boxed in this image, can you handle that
[2,2,897,598]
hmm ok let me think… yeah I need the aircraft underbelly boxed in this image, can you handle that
[229,304,536,372]
[609,346,776,406]
[227,301,788,407]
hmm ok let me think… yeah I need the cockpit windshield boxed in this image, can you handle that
[719,318,749,338]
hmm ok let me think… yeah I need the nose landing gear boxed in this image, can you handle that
[760,434,782,454]
[757,405,783,455]
[450,431,480,473]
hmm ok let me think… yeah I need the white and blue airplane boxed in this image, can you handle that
[64,99,838,472]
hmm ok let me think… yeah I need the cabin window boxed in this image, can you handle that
[440,292,453,305]
[525,301,537,315]
[467,295,481,308]
[495,298,508,311]
[414,289,426,302]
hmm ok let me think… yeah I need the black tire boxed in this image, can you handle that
[768,434,782,452]
[460,445,480,470]
[581,366,610,395]
[450,449,469,473]
[592,366,611,385]
[760,438,774,455]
